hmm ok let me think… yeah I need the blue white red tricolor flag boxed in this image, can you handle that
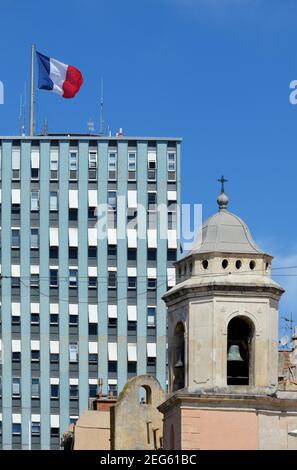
[36,51,83,98]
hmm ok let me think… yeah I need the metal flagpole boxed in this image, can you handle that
[29,44,36,136]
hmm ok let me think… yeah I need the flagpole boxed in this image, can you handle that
[29,43,35,136]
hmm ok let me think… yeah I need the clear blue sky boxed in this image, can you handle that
[0,0,296,327]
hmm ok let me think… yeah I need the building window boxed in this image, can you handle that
[70,384,79,399]
[51,427,59,438]
[50,192,58,211]
[168,201,177,230]
[31,422,40,436]
[11,229,20,248]
[147,278,157,290]
[50,149,59,178]
[11,276,20,288]
[89,384,97,398]
[50,314,59,326]
[147,151,157,180]
[12,377,21,397]
[128,276,137,290]
[147,307,156,327]
[89,353,98,364]
[88,277,97,289]
[51,384,59,399]
[31,378,40,398]
[108,384,117,398]
[50,269,58,287]
[12,315,20,326]
[30,274,39,288]
[50,353,59,364]
[148,192,157,211]
[31,191,39,211]
[31,350,40,362]
[69,344,78,363]
[148,248,157,261]
[89,151,97,169]
[12,148,21,180]
[108,191,117,211]
[30,228,39,249]
[108,271,117,289]
[31,150,40,179]
[69,315,78,326]
[12,423,21,435]
[69,269,78,288]
[128,151,136,180]
[69,151,78,171]
[31,313,40,325]
[167,152,176,172]
[108,152,117,170]
[12,352,21,362]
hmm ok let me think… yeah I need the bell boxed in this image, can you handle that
[174,353,183,368]
[227,344,244,362]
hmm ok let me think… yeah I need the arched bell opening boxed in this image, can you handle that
[227,316,255,386]
[172,322,185,392]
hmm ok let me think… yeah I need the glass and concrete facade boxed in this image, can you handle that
[0,135,181,449]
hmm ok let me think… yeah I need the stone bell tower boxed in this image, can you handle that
[165,177,284,394]
[159,183,297,451]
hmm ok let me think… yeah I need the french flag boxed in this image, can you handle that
[36,51,83,98]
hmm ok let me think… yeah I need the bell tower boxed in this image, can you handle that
[164,178,285,393]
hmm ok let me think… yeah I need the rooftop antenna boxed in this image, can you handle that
[42,117,48,136]
[87,117,95,134]
[19,82,27,136]
[99,77,104,135]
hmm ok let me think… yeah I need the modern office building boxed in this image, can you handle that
[0,134,181,449]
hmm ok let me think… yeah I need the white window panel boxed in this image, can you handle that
[108,305,117,318]
[31,340,40,350]
[50,304,59,314]
[147,230,157,248]
[88,342,98,354]
[31,414,41,422]
[108,379,117,385]
[127,305,137,322]
[30,265,39,274]
[49,228,59,246]
[69,190,78,208]
[50,341,59,354]
[89,378,97,385]
[12,340,21,352]
[69,378,79,385]
[12,414,22,424]
[88,305,98,323]
[50,415,60,428]
[167,268,176,287]
[88,228,97,246]
[108,266,117,272]
[31,150,40,169]
[108,229,117,245]
[11,303,21,316]
[11,265,20,277]
[88,190,97,207]
[69,304,78,315]
[147,343,156,358]
[147,267,157,278]
[128,190,137,208]
[148,151,156,163]
[50,378,59,385]
[11,189,21,204]
[108,342,117,361]
[68,228,78,247]
[31,303,40,313]
[167,190,177,201]
[168,230,177,249]
[12,148,21,169]
[128,343,137,362]
[127,229,137,248]
[127,267,137,277]
[88,266,97,277]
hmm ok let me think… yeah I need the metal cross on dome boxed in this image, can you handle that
[218,175,228,193]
